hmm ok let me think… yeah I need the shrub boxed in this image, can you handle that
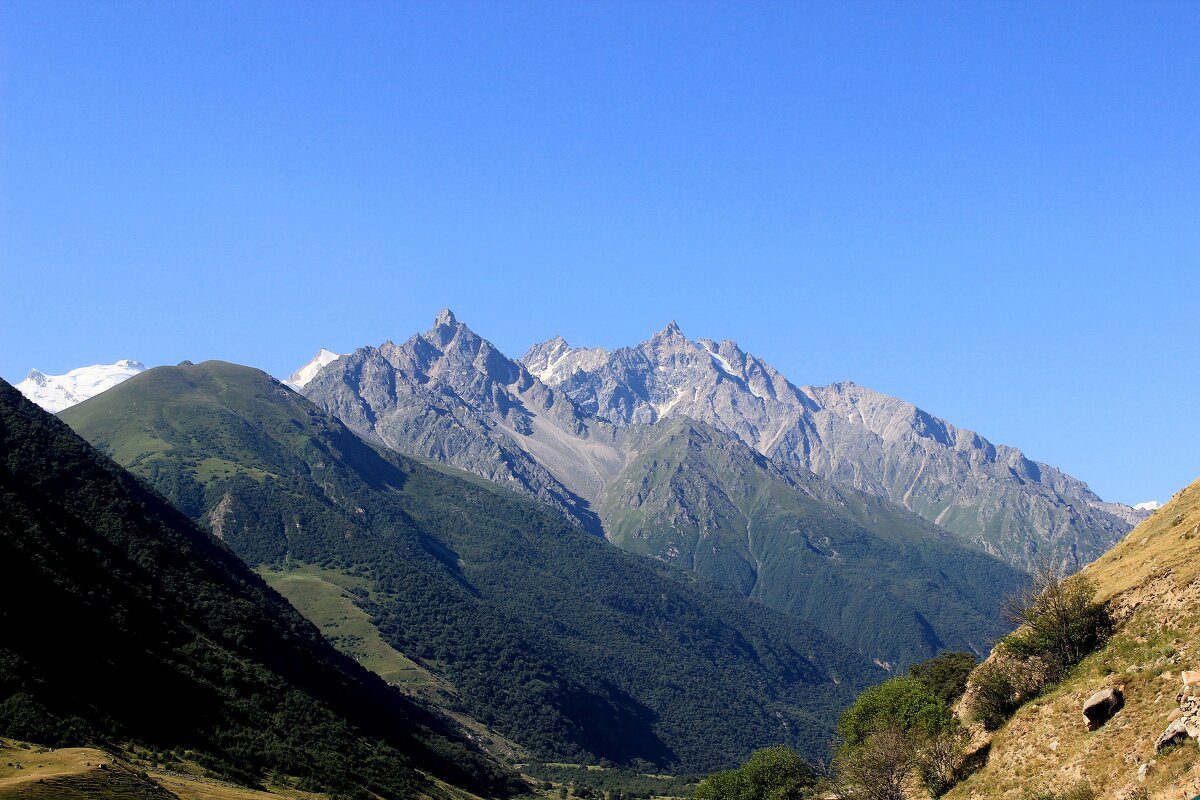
[908,652,976,706]
[967,556,1112,730]
[915,726,969,798]
[1001,556,1111,681]
[968,654,1047,731]
[836,678,952,750]
[830,726,914,800]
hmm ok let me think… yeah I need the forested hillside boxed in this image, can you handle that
[0,378,519,799]
[62,361,882,771]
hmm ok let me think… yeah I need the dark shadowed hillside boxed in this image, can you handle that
[0,378,519,799]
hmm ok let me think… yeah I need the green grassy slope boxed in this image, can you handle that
[257,564,434,687]
[600,419,1027,669]
[0,379,518,799]
[62,361,883,771]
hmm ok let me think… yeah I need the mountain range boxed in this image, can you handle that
[280,311,1150,669]
[60,360,881,770]
[522,320,1145,570]
[298,311,1143,575]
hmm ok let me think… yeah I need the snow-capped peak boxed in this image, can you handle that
[15,359,149,413]
[285,349,342,390]
[1133,500,1162,511]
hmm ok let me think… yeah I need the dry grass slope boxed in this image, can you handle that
[0,737,492,800]
[948,477,1200,800]
[0,741,164,800]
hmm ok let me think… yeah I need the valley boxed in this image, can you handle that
[58,361,878,770]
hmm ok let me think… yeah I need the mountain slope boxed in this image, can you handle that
[297,312,1031,669]
[302,309,615,534]
[602,418,1026,668]
[947,481,1200,799]
[62,360,883,771]
[15,359,147,412]
[524,322,1142,570]
[0,378,517,799]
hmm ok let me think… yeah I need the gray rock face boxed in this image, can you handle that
[1082,686,1123,730]
[1154,718,1190,752]
[301,310,623,534]
[524,322,1144,571]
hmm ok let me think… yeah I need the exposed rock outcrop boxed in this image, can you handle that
[1082,686,1124,730]
[1154,718,1189,752]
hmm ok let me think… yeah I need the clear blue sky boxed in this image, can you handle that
[2,1,1197,505]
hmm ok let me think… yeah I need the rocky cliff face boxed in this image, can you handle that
[302,310,621,533]
[524,322,1143,570]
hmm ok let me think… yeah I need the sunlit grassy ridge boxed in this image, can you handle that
[258,564,432,687]
[947,478,1200,799]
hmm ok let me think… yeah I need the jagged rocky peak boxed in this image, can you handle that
[298,311,609,533]
[651,319,686,341]
[523,335,573,380]
[517,320,1144,571]
[424,307,462,348]
[409,309,529,389]
[524,319,806,430]
[523,335,611,385]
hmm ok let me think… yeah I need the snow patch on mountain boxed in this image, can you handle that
[16,360,148,413]
[285,349,342,389]
[1134,500,1162,511]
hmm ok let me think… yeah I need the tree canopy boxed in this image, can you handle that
[836,677,953,751]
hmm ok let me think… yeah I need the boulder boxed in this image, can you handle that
[1083,687,1125,730]
[1154,718,1190,752]
[1182,670,1200,687]
[1169,707,1183,723]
